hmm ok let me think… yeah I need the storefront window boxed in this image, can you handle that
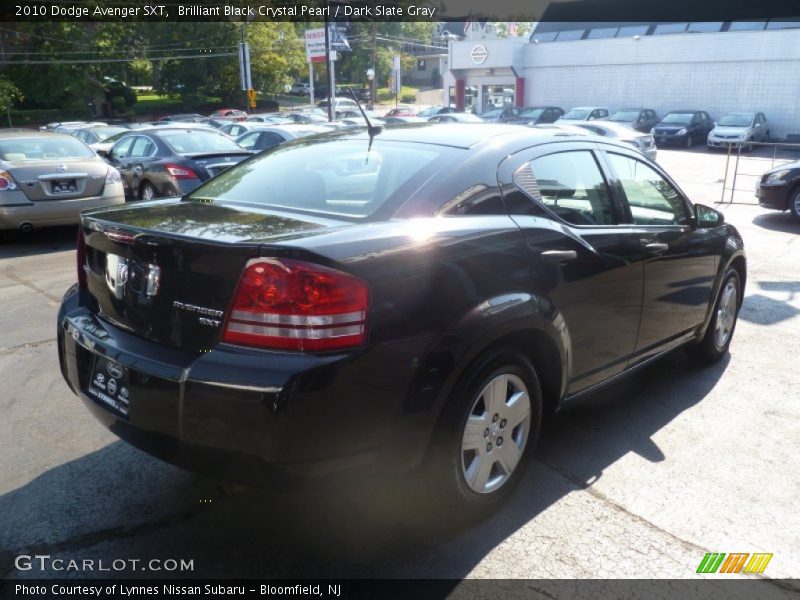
[448,85,477,111]
[482,85,515,113]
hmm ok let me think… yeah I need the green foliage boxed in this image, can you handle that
[0,78,23,113]
[109,96,127,114]
[401,94,417,103]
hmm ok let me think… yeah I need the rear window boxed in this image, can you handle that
[188,138,456,218]
[0,136,94,160]
[563,109,591,120]
[157,130,243,154]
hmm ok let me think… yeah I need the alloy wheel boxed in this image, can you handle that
[792,190,800,219]
[141,183,156,200]
[714,279,738,350]
[461,373,531,494]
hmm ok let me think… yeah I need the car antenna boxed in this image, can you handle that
[347,88,382,161]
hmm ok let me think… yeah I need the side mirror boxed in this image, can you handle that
[695,204,724,227]
[96,149,109,158]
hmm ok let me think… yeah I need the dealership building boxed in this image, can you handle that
[443,20,800,138]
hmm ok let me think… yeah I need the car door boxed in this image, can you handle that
[755,113,767,141]
[701,112,714,138]
[498,141,645,393]
[255,131,288,152]
[127,135,158,196]
[601,150,717,363]
[108,135,136,199]
[236,132,260,151]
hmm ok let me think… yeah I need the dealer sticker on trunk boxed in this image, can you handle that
[86,357,131,420]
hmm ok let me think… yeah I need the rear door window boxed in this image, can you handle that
[110,136,135,161]
[518,150,618,226]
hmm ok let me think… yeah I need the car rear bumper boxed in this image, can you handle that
[756,183,788,211]
[57,286,432,486]
[0,186,124,230]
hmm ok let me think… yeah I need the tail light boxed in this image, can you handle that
[165,163,198,179]
[221,258,369,352]
[0,170,18,191]
[76,225,87,289]
[105,167,122,184]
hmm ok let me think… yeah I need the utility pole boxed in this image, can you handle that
[370,21,377,110]
[324,8,333,121]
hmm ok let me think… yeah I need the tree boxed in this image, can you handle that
[0,77,23,114]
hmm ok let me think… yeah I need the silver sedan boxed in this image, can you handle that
[0,132,124,232]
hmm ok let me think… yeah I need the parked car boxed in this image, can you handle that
[0,131,124,232]
[219,122,262,138]
[510,106,564,125]
[290,82,311,96]
[235,124,332,152]
[417,106,456,118]
[652,110,714,148]
[284,112,330,125]
[246,114,292,125]
[606,108,660,133]
[558,107,610,123]
[384,116,430,124]
[104,127,252,200]
[480,106,521,123]
[428,113,484,123]
[316,98,358,115]
[756,161,800,221]
[384,106,417,118]
[337,109,383,122]
[158,114,205,123]
[707,112,769,151]
[57,124,745,518]
[209,109,247,121]
[71,125,129,154]
[573,121,657,161]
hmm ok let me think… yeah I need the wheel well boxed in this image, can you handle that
[730,255,747,299]
[484,329,563,416]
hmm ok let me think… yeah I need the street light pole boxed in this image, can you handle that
[323,6,333,122]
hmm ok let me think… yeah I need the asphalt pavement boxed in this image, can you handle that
[1,148,799,589]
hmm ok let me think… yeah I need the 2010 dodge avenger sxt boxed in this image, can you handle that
[57,124,745,516]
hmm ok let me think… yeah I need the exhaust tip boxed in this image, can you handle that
[19,222,33,233]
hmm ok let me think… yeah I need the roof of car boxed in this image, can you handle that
[666,109,703,114]
[342,123,593,150]
[0,131,77,140]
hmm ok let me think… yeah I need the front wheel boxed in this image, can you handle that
[424,349,543,522]
[790,187,800,222]
[686,269,741,363]
[685,134,693,148]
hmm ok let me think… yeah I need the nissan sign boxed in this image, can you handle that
[470,45,488,65]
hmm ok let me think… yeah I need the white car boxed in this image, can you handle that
[558,106,610,123]
[573,121,658,161]
[290,82,311,96]
[707,112,769,151]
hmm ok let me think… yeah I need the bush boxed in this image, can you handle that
[110,96,127,114]
[401,94,417,104]
[7,109,85,127]
[258,99,279,113]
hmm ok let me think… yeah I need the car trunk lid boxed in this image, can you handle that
[81,200,346,352]
[183,152,252,180]
[8,158,108,201]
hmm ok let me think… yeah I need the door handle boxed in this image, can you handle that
[540,249,578,264]
[644,242,669,253]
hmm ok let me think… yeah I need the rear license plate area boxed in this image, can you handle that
[86,355,131,420]
[51,179,77,193]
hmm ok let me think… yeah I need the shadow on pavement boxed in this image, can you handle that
[0,225,78,259]
[752,212,800,234]
[1,351,729,580]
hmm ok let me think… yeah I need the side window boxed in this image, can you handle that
[110,136,134,161]
[258,132,286,150]
[606,152,688,226]
[437,184,506,216]
[130,136,155,158]
[237,132,260,150]
[513,150,617,226]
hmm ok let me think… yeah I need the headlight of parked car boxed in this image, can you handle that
[676,128,687,136]
[765,170,791,184]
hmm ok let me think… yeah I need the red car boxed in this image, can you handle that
[384,106,417,118]
[209,109,248,122]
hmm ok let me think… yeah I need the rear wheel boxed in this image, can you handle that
[686,268,741,363]
[424,349,543,522]
[791,188,800,222]
[140,181,157,201]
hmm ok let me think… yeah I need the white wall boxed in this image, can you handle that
[522,28,800,138]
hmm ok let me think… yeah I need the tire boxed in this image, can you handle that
[139,181,158,201]
[686,268,741,363]
[790,187,800,222]
[423,348,543,523]
[685,134,693,148]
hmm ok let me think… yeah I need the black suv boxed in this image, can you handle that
[652,110,714,147]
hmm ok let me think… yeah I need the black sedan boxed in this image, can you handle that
[509,106,564,125]
[58,124,745,518]
[652,110,714,147]
[756,160,800,220]
[105,127,252,200]
[606,108,660,133]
